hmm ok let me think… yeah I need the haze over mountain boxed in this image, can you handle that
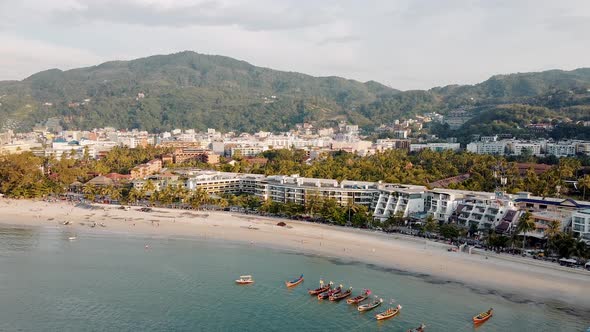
[0,51,589,134]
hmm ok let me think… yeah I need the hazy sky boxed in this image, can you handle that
[1,0,589,90]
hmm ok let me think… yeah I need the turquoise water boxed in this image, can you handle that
[0,224,588,332]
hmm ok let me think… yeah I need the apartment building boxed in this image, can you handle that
[571,209,590,239]
[466,141,507,155]
[452,192,517,230]
[130,159,162,179]
[510,141,543,156]
[372,184,426,221]
[424,189,466,222]
[409,143,461,152]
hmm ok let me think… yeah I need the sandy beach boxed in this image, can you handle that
[1,198,589,312]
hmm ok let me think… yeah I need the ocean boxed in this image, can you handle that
[0,224,588,331]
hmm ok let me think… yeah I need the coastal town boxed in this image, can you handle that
[2,117,590,268]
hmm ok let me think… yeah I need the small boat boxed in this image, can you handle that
[358,298,383,312]
[347,289,371,304]
[472,308,493,324]
[407,323,426,332]
[235,275,254,285]
[68,236,77,241]
[329,287,352,301]
[375,304,402,320]
[318,285,341,300]
[308,281,331,295]
[285,274,304,288]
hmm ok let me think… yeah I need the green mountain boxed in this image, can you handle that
[1,51,589,133]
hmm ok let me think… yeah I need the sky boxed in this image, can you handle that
[1,0,589,90]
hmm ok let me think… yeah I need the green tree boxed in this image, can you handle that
[516,211,536,250]
[423,215,439,233]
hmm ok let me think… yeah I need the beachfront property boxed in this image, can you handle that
[372,184,426,221]
[513,192,590,214]
[451,192,517,230]
[122,169,590,235]
[571,209,590,240]
[424,189,466,222]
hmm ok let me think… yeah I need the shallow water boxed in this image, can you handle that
[0,225,588,331]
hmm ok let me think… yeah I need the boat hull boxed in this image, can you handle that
[318,288,341,300]
[329,291,351,301]
[347,295,368,304]
[235,280,254,285]
[285,277,304,288]
[472,309,493,324]
[308,285,331,295]
[376,306,402,320]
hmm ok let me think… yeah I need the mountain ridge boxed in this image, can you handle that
[1,51,589,133]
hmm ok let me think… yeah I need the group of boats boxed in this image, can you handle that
[307,280,407,324]
[236,275,493,329]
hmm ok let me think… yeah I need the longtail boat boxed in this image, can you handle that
[318,285,341,300]
[406,323,426,332]
[235,275,254,285]
[308,281,331,295]
[329,287,352,301]
[472,308,493,324]
[375,304,402,320]
[347,289,371,304]
[358,298,383,312]
[285,274,304,288]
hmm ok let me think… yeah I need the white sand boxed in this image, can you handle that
[1,198,589,310]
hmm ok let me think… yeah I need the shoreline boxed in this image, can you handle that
[1,198,590,313]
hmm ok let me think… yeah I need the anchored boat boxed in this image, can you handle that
[308,280,332,295]
[347,289,371,304]
[329,287,352,301]
[358,298,383,312]
[375,304,402,320]
[473,308,493,324]
[235,275,254,285]
[318,285,341,300]
[285,274,304,288]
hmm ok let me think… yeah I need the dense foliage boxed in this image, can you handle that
[1,52,589,137]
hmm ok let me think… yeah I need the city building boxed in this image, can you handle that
[409,143,461,152]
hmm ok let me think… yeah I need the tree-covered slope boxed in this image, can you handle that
[1,51,589,133]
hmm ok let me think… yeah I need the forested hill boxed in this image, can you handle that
[0,51,589,133]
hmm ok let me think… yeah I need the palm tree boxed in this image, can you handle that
[579,175,590,200]
[82,184,98,201]
[544,219,561,255]
[516,211,536,251]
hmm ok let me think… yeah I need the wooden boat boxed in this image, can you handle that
[318,285,341,300]
[329,287,352,301]
[406,323,426,332]
[472,308,493,324]
[358,298,383,312]
[347,289,371,304]
[235,275,254,285]
[375,304,402,320]
[308,281,331,295]
[285,274,304,288]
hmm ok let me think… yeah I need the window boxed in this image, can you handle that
[539,205,547,210]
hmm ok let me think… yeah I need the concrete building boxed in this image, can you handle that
[410,143,461,152]
[372,184,426,221]
[572,209,590,239]
[546,141,577,157]
[453,192,517,230]
[466,141,507,155]
[425,189,465,222]
[510,141,543,156]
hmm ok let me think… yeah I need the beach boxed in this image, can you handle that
[1,198,589,312]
